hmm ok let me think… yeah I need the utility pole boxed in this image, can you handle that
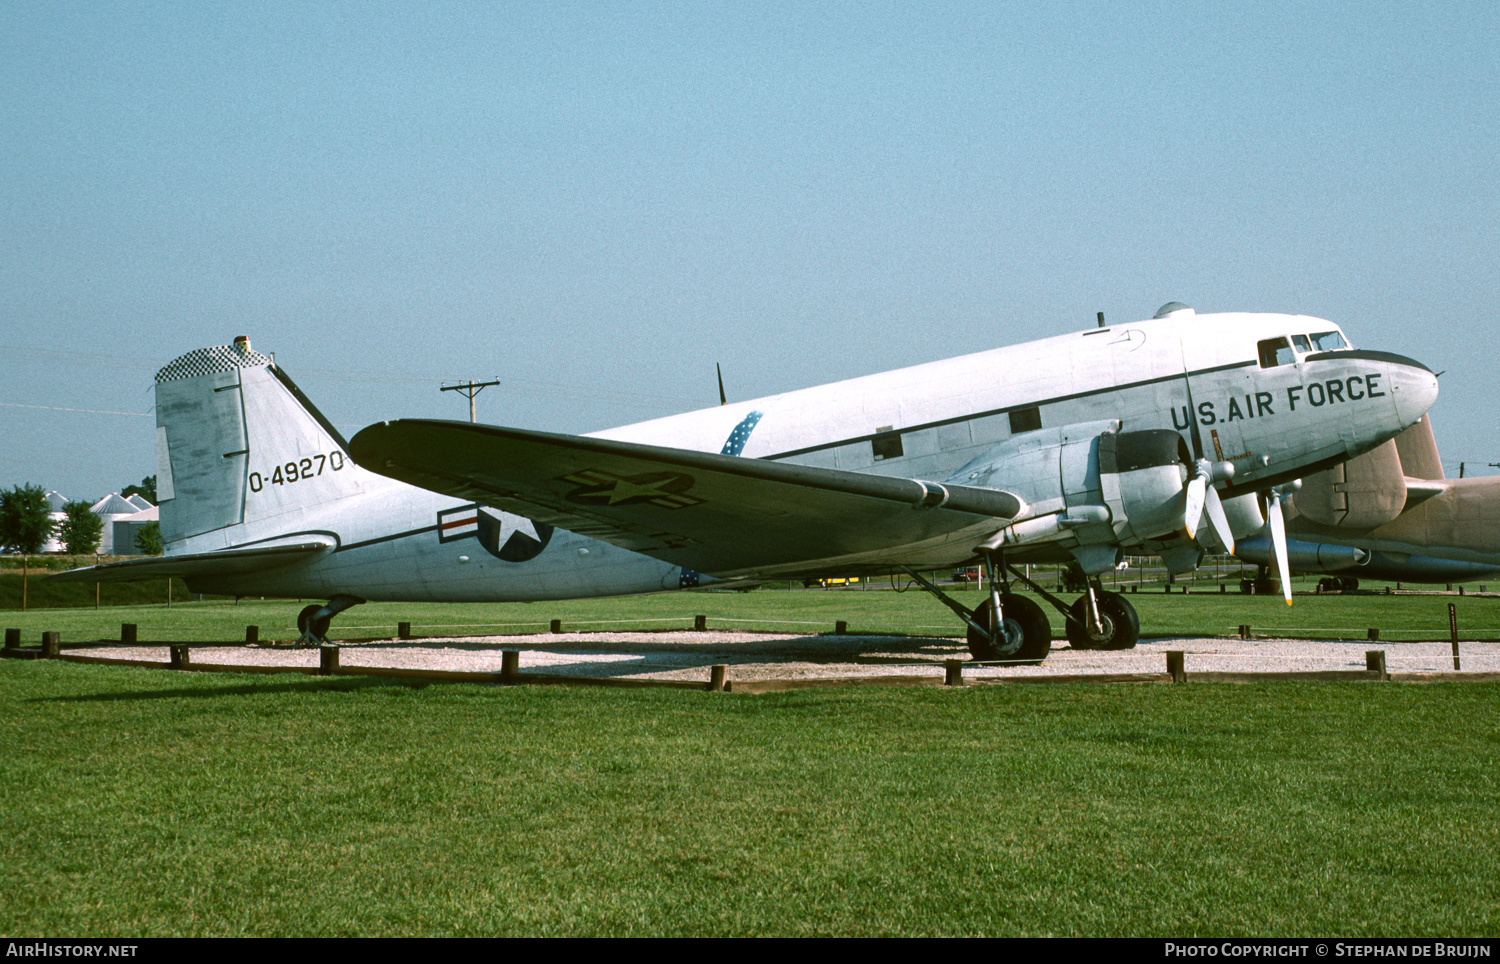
[440,378,502,423]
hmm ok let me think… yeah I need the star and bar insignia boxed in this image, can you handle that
[561,469,702,508]
[437,504,555,561]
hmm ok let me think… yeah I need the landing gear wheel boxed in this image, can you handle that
[297,604,331,641]
[1340,576,1359,592]
[1065,591,1140,651]
[967,593,1051,665]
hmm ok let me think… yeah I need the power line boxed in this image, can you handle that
[0,401,152,417]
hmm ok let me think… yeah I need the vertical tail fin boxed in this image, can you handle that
[1393,413,1444,481]
[155,337,374,544]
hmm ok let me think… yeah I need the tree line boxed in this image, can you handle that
[0,477,161,556]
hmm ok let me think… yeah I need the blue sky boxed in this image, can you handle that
[3,1,1497,500]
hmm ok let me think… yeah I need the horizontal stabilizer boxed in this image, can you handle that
[48,539,336,584]
[349,420,1022,577]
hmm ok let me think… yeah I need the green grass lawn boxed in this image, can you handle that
[2,660,1496,936]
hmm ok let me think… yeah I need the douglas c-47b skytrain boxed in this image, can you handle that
[58,304,1438,663]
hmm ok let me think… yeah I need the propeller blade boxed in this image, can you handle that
[1183,474,1206,538]
[717,363,727,406]
[1202,485,1235,555]
[1266,491,1293,606]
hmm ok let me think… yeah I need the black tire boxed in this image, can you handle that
[967,593,1051,664]
[1065,596,1103,650]
[1340,577,1360,592]
[297,604,331,640]
[1065,592,1140,651]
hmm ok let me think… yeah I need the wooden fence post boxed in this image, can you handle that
[1449,603,1461,671]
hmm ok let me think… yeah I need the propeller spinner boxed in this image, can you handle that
[1183,458,1237,554]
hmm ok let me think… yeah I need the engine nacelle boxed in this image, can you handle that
[1235,534,1371,572]
[1097,429,1194,546]
[952,423,1198,563]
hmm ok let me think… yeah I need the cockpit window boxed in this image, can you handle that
[1257,337,1294,368]
[1292,334,1311,353]
[1310,331,1347,351]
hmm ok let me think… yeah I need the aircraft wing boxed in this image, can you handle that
[350,420,1023,577]
[49,539,336,583]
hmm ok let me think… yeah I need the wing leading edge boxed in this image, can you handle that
[349,420,1023,578]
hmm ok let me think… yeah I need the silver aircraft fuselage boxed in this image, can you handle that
[124,308,1439,602]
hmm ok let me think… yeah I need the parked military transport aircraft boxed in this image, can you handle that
[57,304,1438,662]
[1231,415,1500,588]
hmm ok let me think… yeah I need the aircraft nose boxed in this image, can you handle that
[1387,354,1439,428]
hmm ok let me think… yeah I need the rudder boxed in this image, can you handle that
[155,337,372,544]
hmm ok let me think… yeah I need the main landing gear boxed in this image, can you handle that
[1063,584,1140,651]
[902,553,1141,664]
[295,594,365,646]
[966,592,1051,663]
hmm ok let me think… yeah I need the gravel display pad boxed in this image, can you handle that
[76,631,1500,683]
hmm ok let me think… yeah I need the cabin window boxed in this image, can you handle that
[1310,331,1347,351]
[1257,337,1294,368]
[1291,334,1311,353]
[871,428,903,461]
[1008,407,1042,434]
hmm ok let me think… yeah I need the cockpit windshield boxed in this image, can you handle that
[1259,328,1352,367]
[1310,331,1347,351]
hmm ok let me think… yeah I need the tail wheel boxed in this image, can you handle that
[968,593,1051,665]
[297,604,332,640]
[1065,591,1140,651]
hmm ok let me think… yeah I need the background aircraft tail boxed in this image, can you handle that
[1293,414,1442,530]
[154,337,374,545]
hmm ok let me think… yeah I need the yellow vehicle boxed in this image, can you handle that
[802,576,861,588]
